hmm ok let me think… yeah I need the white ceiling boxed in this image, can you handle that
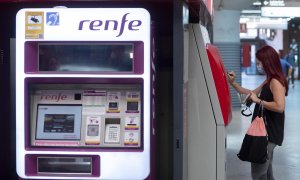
[213,0,300,11]
[213,0,300,32]
[213,0,254,11]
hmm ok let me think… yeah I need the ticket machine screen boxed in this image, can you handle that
[38,43,133,72]
[43,114,74,133]
[36,105,82,140]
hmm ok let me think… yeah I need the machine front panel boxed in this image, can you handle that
[16,8,152,179]
[30,83,142,149]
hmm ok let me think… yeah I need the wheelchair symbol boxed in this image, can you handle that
[46,12,59,26]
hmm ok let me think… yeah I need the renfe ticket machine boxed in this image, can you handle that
[16,8,155,179]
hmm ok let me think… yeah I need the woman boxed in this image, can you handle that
[228,45,288,180]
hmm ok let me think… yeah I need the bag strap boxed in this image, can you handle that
[259,100,268,127]
[258,100,263,117]
[241,106,252,117]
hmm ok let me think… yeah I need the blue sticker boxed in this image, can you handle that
[46,12,59,26]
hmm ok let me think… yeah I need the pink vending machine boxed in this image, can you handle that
[16,8,155,180]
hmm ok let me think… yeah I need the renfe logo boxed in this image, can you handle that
[78,13,142,37]
[40,93,68,102]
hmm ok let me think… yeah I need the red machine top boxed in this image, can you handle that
[206,44,232,126]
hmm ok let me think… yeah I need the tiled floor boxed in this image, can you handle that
[227,73,300,180]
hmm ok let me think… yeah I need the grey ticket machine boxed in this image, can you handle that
[16,8,155,180]
[186,24,232,180]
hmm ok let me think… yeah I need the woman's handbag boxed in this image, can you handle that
[237,101,268,164]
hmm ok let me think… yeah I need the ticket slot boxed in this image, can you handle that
[24,154,100,177]
[38,157,92,174]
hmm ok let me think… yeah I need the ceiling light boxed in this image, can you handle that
[253,1,262,6]
[241,10,261,14]
[261,7,300,17]
[244,17,288,29]
[269,0,285,6]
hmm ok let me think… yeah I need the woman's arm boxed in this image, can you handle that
[227,71,265,95]
[230,81,251,94]
[250,79,286,113]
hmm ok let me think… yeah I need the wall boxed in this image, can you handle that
[213,9,241,107]
[213,10,241,43]
[265,29,283,52]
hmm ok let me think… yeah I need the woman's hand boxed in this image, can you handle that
[227,71,235,84]
[250,92,260,104]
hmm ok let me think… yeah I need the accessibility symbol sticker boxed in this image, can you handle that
[46,12,60,26]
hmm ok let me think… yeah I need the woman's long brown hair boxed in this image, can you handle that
[256,45,289,95]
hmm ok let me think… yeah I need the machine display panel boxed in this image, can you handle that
[43,114,75,133]
[38,43,133,72]
[108,102,119,110]
[127,102,139,111]
[30,84,142,148]
[36,104,82,140]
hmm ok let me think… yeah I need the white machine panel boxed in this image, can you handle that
[16,8,152,180]
[186,24,231,180]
